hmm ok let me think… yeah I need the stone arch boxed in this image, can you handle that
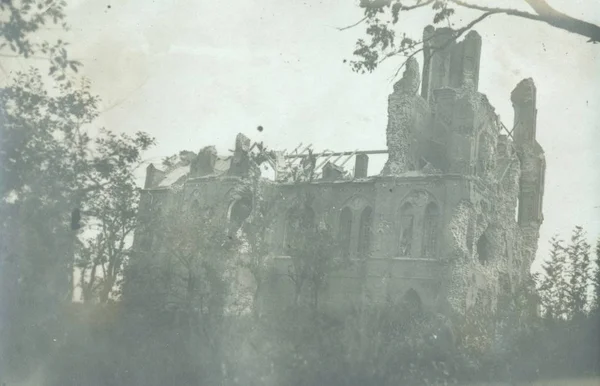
[422,202,440,258]
[341,194,372,214]
[357,206,373,258]
[397,189,441,258]
[228,196,252,235]
[398,189,440,211]
[338,207,353,258]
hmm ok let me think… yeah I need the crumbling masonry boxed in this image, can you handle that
[133,27,545,317]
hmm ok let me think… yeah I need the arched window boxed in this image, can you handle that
[357,206,373,257]
[228,197,252,235]
[398,203,415,257]
[422,202,439,258]
[339,207,353,258]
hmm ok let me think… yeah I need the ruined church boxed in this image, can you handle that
[133,27,545,316]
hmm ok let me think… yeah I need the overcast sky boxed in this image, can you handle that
[3,0,599,271]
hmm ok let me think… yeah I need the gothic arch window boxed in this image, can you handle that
[357,206,373,258]
[339,207,353,258]
[422,202,440,258]
[228,197,252,235]
[398,202,415,257]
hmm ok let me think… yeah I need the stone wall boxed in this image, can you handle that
[132,27,546,321]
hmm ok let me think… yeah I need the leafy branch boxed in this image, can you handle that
[345,0,600,76]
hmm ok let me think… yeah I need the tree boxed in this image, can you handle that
[564,226,592,318]
[0,5,154,376]
[591,238,600,313]
[0,69,153,379]
[284,193,347,310]
[229,141,279,316]
[75,166,142,303]
[0,0,82,82]
[121,205,238,385]
[236,191,275,315]
[537,236,568,320]
[345,0,600,75]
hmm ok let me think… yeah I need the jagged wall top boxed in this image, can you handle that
[511,78,536,105]
[421,26,482,102]
[393,57,421,95]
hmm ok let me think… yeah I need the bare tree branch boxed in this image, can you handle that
[389,46,425,82]
[337,16,368,31]
[450,0,600,42]
[399,0,435,11]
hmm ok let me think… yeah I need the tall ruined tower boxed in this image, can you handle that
[377,25,545,313]
[512,79,546,274]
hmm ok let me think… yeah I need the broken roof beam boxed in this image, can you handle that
[285,149,388,159]
[338,150,359,168]
[314,150,338,170]
[497,117,515,140]
[290,143,303,155]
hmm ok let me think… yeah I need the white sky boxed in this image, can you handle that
[2,0,599,271]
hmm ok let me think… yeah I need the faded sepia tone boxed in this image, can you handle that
[1,1,599,386]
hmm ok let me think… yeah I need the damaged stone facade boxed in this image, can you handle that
[133,27,545,317]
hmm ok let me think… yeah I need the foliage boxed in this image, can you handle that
[75,169,141,303]
[345,0,600,76]
[537,236,569,320]
[565,226,592,318]
[537,227,595,321]
[119,206,239,385]
[283,192,349,309]
[244,299,466,386]
[0,4,154,378]
[0,0,82,82]
[0,68,153,379]
[592,238,600,312]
